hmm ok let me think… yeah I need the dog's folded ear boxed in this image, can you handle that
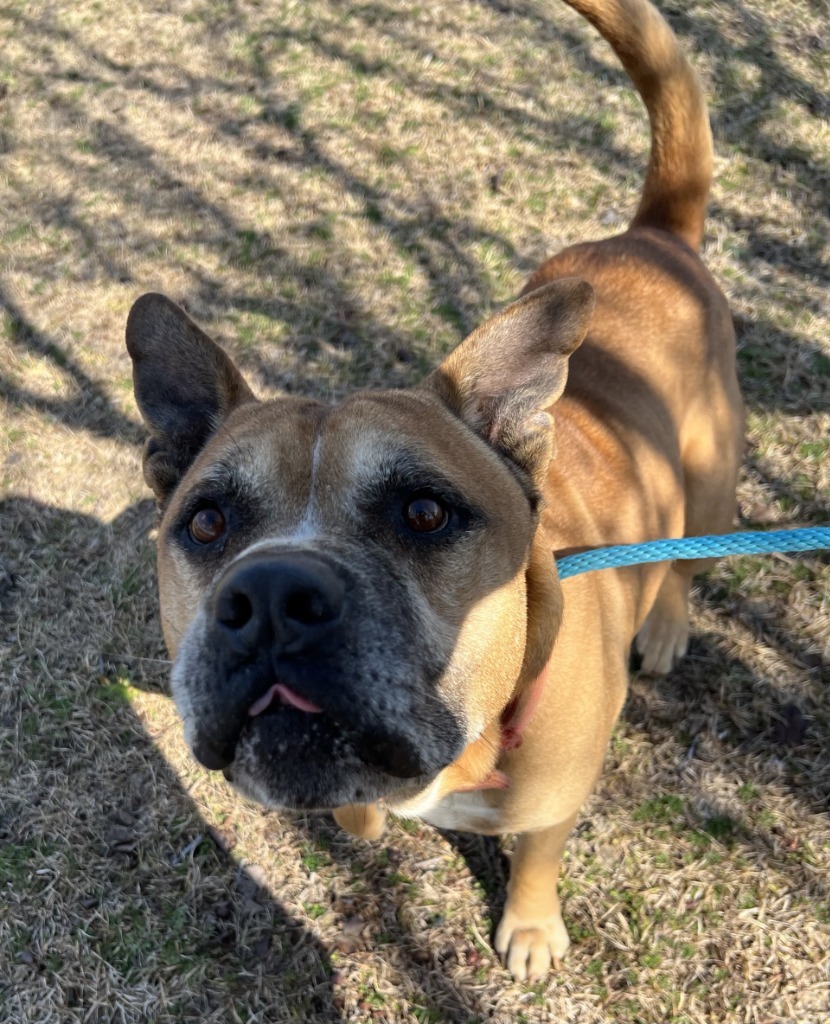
[126,293,257,501]
[424,278,594,479]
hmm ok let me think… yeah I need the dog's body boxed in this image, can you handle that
[127,0,743,982]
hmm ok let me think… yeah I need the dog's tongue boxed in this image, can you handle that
[248,683,323,717]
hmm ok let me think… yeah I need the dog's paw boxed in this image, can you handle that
[635,612,689,675]
[635,606,689,675]
[332,802,387,840]
[636,568,691,675]
[494,908,569,981]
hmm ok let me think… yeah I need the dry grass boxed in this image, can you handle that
[1,0,829,1020]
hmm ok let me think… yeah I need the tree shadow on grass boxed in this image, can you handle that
[0,496,342,1022]
[0,285,145,446]
[9,0,827,418]
[617,573,829,881]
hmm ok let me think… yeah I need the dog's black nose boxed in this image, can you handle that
[213,552,345,654]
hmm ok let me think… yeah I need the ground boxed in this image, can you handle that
[1,0,828,1021]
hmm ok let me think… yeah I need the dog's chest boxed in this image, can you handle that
[413,791,504,833]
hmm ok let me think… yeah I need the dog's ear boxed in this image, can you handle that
[126,293,256,501]
[424,279,594,480]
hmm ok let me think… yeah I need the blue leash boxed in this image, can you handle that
[556,527,830,581]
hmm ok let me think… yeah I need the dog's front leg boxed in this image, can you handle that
[495,812,578,981]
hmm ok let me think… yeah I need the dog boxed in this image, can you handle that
[126,0,743,981]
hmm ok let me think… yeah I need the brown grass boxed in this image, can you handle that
[1,0,828,1021]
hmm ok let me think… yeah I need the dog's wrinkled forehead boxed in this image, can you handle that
[164,389,536,549]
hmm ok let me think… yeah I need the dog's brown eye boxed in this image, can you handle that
[189,506,226,544]
[404,495,448,533]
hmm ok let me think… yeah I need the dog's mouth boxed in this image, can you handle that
[184,665,455,809]
[188,671,331,772]
[218,680,325,784]
[219,679,326,786]
[247,681,324,717]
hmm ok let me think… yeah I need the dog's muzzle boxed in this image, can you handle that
[176,545,459,809]
[189,551,347,770]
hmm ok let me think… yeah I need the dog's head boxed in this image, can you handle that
[126,281,593,809]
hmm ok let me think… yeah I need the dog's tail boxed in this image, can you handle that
[563,0,712,251]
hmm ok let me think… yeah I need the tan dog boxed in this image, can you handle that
[126,0,743,982]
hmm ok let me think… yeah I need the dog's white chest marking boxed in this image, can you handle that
[416,791,504,833]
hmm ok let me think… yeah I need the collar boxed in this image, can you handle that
[456,665,549,794]
[499,663,549,751]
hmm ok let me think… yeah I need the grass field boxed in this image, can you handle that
[1,0,829,1021]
